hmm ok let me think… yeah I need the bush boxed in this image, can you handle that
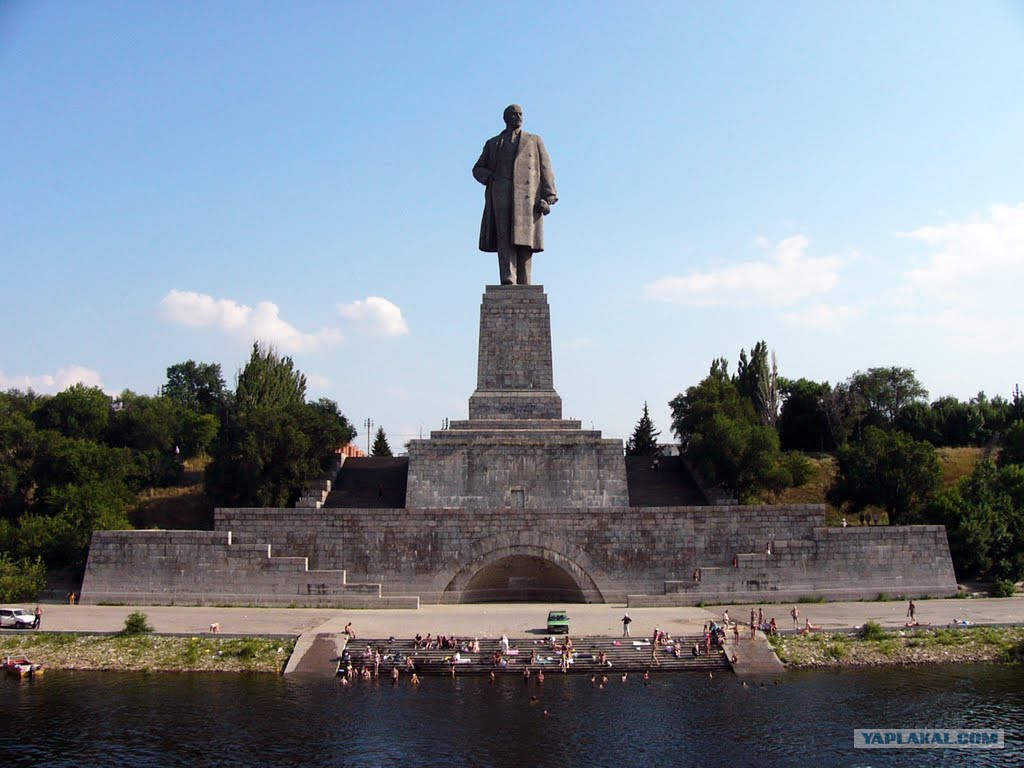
[824,640,847,660]
[0,554,47,601]
[121,611,154,635]
[1001,639,1024,663]
[992,579,1017,598]
[859,620,887,641]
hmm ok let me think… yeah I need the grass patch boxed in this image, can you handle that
[0,633,295,673]
[824,640,847,660]
[936,447,984,488]
[798,595,825,604]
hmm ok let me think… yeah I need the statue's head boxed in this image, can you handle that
[503,104,524,130]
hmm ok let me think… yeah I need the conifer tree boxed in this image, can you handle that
[626,402,661,456]
[371,426,393,457]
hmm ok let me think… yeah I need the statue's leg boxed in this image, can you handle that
[515,248,532,285]
[496,247,515,285]
[491,181,516,285]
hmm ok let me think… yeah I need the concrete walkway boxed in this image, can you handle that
[723,630,785,678]
[6,597,1023,638]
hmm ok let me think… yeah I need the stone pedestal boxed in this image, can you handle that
[469,285,562,419]
[406,285,629,509]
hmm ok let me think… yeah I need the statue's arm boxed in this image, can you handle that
[472,141,492,186]
[537,137,557,209]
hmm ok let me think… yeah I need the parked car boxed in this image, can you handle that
[546,610,569,634]
[0,608,35,629]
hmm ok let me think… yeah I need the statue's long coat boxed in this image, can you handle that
[473,131,557,253]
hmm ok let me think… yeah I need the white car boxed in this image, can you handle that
[0,608,36,629]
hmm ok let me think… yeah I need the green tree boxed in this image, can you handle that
[371,426,394,457]
[827,427,940,524]
[819,381,866,446]
[0,395,38,519]
[163,360,226,415]
[205,396,354,508]
[923,460,1024,581]
[849,367,928,427]
[670,360,794,501]
[778,378,834,452]
[625,402,661,456]
[0,554,47,601]
[999,421,1024,468]
[736,341,779,427]
[33,384,111,440]
[234,343,306,413]
[893,400,940,444]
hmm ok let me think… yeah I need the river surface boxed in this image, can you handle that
[2,665,1022,767]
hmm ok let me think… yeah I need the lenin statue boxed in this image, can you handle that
[473,105,558,285]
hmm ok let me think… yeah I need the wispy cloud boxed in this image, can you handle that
[779,303,860,331]
[159,290,342,353]
[644,236,847,308]
[900,202,1024,285]
[0,365,104,394]
[337,296,409,336]
[306,372,330,390]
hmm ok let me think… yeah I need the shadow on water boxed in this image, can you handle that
[1,665,1022,767]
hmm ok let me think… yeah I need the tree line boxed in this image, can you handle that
[0,343,355,598]
[627,342,1024,589]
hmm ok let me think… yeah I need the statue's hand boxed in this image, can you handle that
[536,199,551,215]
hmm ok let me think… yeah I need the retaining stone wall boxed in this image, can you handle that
[213,504,956,604]
[80,529,418,608]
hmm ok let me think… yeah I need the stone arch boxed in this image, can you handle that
[437,531,607,603]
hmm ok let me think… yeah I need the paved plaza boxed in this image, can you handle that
[11,596,1024,639]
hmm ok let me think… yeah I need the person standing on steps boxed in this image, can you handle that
[622,613,632,637]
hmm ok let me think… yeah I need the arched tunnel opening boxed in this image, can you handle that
[459,555,587,603]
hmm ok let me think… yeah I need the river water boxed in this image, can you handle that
[3,665,1022,767]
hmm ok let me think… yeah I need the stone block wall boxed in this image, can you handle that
[214,503,957,604]
[405,432,629,508]
[80,529,417,608]
[470,285,561,419]
[81,505,957,607]
[637,524,958,605]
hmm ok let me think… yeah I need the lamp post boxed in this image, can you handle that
[364,417,373,455]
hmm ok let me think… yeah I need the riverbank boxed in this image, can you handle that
[767,624,1024,668]
[0,632,295,673]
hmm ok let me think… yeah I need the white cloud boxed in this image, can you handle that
[337,296,409,336]
[891,203,1024,355]
[779,303,860,331]
[900,202,1024,285]
[306,373,330,390]
[159,290,342,353]
[0,365,104,394]
[644,236,846,308]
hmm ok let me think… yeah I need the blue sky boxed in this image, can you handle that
[2,1,1023,448]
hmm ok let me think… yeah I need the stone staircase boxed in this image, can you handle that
[624,456,706,507]
[323,457,409,508]
[81,529,419,608]
[628,526,958,606]
[341,635,731,677]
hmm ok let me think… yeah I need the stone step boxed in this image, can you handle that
[339,636,731,677]
[446,418,584,431]
[323,457,408,509]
